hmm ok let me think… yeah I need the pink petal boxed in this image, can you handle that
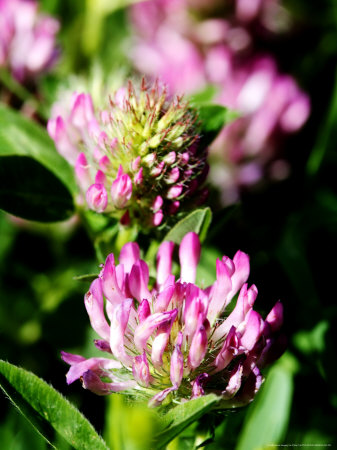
[229,251,250,298]
[207,259,233,324]
[212,283,257,342]
[109,298,134,367]
[156,241,174,287]
[222,363,243,399]
[151,310,178,368]
[153,210,164,226]
[82,370,136,394]
[240,310,264,351]
[138,299,151,322]
[148,386,177,407]
[155,284,175,312]
[75,152,91,190]
[128,260,151,302]
[119,242,140,273]
[179,232,201,283]
[265,300,283,332]
[170,332,184,387]
[111,173,133,209]
[86,184,108,213]
[101,254,126,305]
[132,351,151,387]
[188,325,208,369]
[61,351,86,365]
[191,373,209,399]
[134,310,177,351]
[84,278,110,341]
[64,357,121,384]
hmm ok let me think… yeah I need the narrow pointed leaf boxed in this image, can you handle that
[0,360,109,450]
[236,355,295,450]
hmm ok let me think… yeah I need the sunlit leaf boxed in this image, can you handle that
[236,354,295,450]
[154,394,220,449]
[0,360,109,450]
[164,208,212,244]
[189,85,218,105]
[0,103,76,194]
[197,104,239,149]
[105,395,159,450]
[196,246,222,287]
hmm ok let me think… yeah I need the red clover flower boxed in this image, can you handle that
[48,80,208,228]
[62,232,284,408]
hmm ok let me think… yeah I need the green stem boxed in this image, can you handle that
[306,65,337,176]
[0,68,47,120]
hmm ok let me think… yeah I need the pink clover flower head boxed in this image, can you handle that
[48,79,208,228]
[62,232,285,408]
[0,0,59,83]
[129,0,310,205]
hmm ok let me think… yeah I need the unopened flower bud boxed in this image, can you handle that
[167,185,183,199]
[132,352,151,387]
[166,167,180,184]
[48,80,209,228]
[86,184,108,213]
[111,173,133,209]
[153,210,164,226]
[188,325,208,369]
[170,332,184,387]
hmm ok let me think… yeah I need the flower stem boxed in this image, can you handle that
[0,68,47,120]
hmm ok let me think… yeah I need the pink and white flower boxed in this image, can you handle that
[129,0,310,205]
[48,80,209,228]
[62,232,285,408]
[0,0,59,82]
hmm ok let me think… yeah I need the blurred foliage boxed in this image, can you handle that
[0,360,109,450]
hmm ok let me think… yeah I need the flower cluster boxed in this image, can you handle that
[0,0,59,83]
[62,232,284,408]
[129,0,310,204]
[48,80,208,228]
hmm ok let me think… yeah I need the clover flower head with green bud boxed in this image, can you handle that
[48,79,209,228]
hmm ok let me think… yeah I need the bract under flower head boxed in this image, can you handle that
[62,232,285,408]
[48,80,208,229]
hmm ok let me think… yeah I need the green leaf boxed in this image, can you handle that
[196,246,222,287]
[235,354,295,450]
[0,155,74,222]
[307,66,337,175]
[105,395,159,450]
[154,394,220,449]
[0,103,76,194]
[189,85,218,106]
[197,104,239,148]
[164,208,212,244]
[293,320,330,355]
[0,409,48,450]
[0,360,109,450]
[0,104,76,221]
